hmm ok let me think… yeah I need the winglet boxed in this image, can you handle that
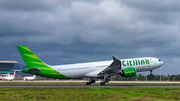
[112,56,118,61]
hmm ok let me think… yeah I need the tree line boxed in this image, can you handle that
[111,74,180,81]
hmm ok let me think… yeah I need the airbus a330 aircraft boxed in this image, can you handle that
[17,45,163,85]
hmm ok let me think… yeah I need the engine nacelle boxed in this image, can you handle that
[119,67,136,77]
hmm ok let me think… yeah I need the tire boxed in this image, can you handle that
[91,80,96,83]
[86,82,90,85]
[150,73,153,76]
[100,82,106,86]
[86,82,91,85]
[105,79,109,82]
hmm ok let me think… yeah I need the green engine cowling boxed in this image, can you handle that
[120,67,136,77]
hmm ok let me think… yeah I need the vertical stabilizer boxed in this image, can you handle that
[17,45,69,79]
[13,71,15,78]
[17,45,48,68]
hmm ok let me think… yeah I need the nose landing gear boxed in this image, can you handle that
[150,70,153,76]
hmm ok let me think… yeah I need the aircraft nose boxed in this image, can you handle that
[160,61,163,66]
[158,59,163,66]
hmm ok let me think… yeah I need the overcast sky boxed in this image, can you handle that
[0,0,180,75]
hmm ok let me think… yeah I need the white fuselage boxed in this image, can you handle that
[24,75,36,81]
[2,74,15,81]
[50,57,163,78]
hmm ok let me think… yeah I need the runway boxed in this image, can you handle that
[0,80,180,83]
[1,81,180,88]
[1,85,180,88]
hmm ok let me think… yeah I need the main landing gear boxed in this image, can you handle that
[86,78,110,86]
[150,70,153,76]
[100,78,109,86]
[86,79,96,85]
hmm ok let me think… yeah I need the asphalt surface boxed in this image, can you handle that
[0,81,180,83]
[1,85,180,88]
[1,81,180,88]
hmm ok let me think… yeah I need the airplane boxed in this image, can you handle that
[23,75,36,81]
[17,45,163,85]
[2,71,15,81]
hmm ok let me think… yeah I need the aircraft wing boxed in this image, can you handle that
[98,56,121,75]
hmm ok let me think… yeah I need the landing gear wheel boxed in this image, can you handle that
[86,82,92,85]
[150,70,153,76]
[150,73,153,76]
[105,78,109,82]
[100,82,106,86]
[91,80,96,83]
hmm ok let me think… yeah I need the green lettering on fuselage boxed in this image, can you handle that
[133,60,136,66]
[141,60,145,65]
[122,61,126,66]
[127,60,129,66]
[122,58,149,67]
[145,59,150,64]
[135,60,138,65]
[138,59,141,65]
[129,60,132,66]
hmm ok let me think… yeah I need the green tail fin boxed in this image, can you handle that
[17,45,47,68]
[17,45,69,79]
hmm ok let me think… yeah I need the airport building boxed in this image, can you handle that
[0,60,18,73]
[0,60,31,79]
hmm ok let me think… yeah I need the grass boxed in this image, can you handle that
[0,88,180,101]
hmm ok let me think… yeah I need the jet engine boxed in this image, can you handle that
[119,67,136,77]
